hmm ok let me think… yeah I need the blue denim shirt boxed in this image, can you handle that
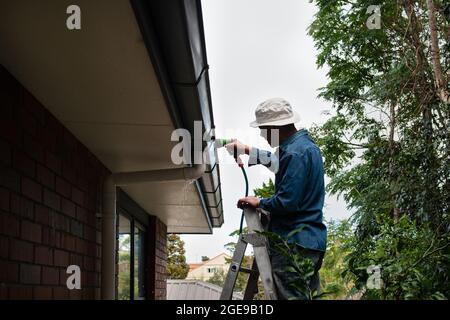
[249,129,327,252]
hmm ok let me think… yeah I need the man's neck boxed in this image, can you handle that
[279,126,299,145]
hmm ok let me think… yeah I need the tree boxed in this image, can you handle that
[309,0,450,299]
[319,219,354,299]
[167,234,189,279]
[201,256,210,262]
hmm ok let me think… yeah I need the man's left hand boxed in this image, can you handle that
[237,196,260,209]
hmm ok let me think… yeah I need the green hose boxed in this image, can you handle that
[239,166,249,235]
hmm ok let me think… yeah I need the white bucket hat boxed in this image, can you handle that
[250,98,301,128]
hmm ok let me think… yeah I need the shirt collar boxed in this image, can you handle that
[280,128,308,149]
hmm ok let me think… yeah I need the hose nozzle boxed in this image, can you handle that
[213,138,233,148]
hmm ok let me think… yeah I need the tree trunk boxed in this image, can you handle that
[426,0,450,104]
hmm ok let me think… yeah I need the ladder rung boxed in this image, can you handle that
[239,266,258,274]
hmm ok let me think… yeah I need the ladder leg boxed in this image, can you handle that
[220,237,247,300]
[243,258,259,300]
[253,245,277,300]
[244,208,278,300]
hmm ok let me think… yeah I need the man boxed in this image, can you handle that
[226,98,327,300]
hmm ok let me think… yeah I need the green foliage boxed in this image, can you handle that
[347,215,450,299]
[167,234,189,279]
[253,179,275,198]
[206,268,226,287]
[118,269,130,300]
[258,228,325,300]
[309,0,450,299]
[320,219,354,299]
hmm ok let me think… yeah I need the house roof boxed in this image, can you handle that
[189,253,231,266]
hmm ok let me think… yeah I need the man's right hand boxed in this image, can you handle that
[224,139,251,161]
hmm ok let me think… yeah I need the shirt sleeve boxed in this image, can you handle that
[248,148,279,173]
[259,150,311,214]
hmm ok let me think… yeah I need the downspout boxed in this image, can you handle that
[101,163,205,300]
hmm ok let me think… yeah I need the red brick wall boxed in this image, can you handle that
[0,66,109,299]
[147,216,167,300]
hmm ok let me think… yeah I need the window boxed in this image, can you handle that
[207,267,217,274]
[117,213,146,300]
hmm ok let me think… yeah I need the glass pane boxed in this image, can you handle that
[134,224,145,299]
[118,214,131,300]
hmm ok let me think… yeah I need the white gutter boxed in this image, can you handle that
[101,164,205,300]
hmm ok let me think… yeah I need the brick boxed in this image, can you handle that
[20,263,41,284]
[61,233,76,251]
[39,127,57,152]
[76,206,88,224]
[0,165,20,192]
[9,285,33,299]
[18,107,38,136]
[71,187,84,206]
[70,220,83,238]
[23,133,44,163]
[43,188,60,211]
[62,163,76,184]
[76,175,89,193]
[55,176,71,198]
[21,220,42,243]
[23,90,45,125]
[69,289,82,300]
[22,177,42,202]
[10,239,34,262]
[54,249,69,267]
[0,91,14,119]
[42,227,60,248]
[37,164,54,189]
[33,286,53,300]
[0,139,11,165]
[0,259,19,282]
[75,238,87,254]
[86,272,97,286]
[84,194,96,212]
[69,253,83,268]
[53,286,69,300]
[35,246,53,265]
[42,266,59,285]
[87,242,97,257]
[55,213,70,232]
[0,284,7,299]
[83,256,94,271]
[61,198,76,218]
[0,235,8,258]
[0,212,20,237]
[44,151,61,175]
[84,225,95,242]
[44,113,63,139]
[82,287,94,300]
[13,150,35,178]
[35,204,49,225]
[0,187,9,211]
[0,117,21,145]
[11,194,34,220]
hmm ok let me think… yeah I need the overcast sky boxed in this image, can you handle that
[181,0,351,263]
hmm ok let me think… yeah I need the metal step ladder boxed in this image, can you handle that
[220,207,278,300]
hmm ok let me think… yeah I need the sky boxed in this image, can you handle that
[181,0,351,263]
